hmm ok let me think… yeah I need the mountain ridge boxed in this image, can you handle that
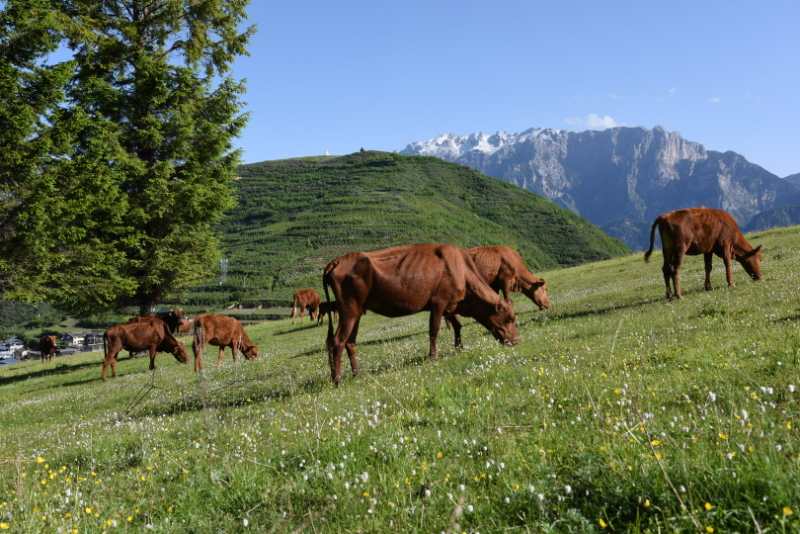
[402,127,800,247]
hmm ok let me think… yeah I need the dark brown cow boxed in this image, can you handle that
[317,300,340,326]
[127,309,184,334]
[39,335,58,363]
[322,244,520,385]
[644,207,762,300]
[291,288,321,321]
[192,314,259,372]
[102,317,188,379]
[467,246,550,309]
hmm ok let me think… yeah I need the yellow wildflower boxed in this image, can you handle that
[362,490,369,497]
[650,439,662,447]
[644,499,651,508]
[705,502,714,511]
[436,451,443,460]
[598,518,608,528]
[35,456,45,464]
[0,523,9,530]
[85,506,92,514]
[705,526,714,533]
[718,432,728,441]
[784,506,794,517]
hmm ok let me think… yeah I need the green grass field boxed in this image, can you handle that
[1,226,798,532]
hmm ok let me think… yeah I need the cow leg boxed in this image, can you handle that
[704,253,713,291]
[428,305,445,360]
[445,314,463,349]
[148,347,156,371]
[216,346,225,366]
[672,251,685,299]
[661,260,673,300]
[723,251,735,288]
[329,315,357,386]
[501,279,514,304]
[345,318,361,377]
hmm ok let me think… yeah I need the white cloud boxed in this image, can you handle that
[668,87,677,96]
[708,96,721,104]
[564,113,621,130]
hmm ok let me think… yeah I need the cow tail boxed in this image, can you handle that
[644,218,660,262]
[193,320,204,362]
[323,261,337,340]
[103,332,108,361]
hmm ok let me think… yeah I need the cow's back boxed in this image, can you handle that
[661,208,742,252]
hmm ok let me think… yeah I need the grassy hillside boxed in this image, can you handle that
[180,151,626,306]
[2,226,797,532]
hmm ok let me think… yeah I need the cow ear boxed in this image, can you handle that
[532,278,546,289]
[754,245,763,255]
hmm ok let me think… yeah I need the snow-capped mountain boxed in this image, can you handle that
[401,127,800,248]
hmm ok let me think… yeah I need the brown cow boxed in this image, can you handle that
[322,244,520,386]
[39,335,58,363]
[644,207,762,300]
[291,288,321,321]
[192,314,259,372]
[317,300,340,326]
[467,246,550,309]
[102,317,188,379]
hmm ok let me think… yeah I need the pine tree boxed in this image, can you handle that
[62,1,253,313]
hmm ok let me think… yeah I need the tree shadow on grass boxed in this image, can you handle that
[289,329,429,359]
[542,295,667,323]
[273,322,324,336]
[0,359,101,387]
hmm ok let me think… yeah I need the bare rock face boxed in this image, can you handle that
[402,127,800,248]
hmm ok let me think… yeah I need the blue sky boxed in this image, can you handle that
[233,1,799,175]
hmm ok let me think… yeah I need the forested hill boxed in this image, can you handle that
[183,151,627,306]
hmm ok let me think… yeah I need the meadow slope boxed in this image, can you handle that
[1,227,798,532]
[182,151,627,307]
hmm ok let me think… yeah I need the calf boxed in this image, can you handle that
[39,335,58,363]
[323,244,519,386]
[291,289,321,321]
[102,317,188,379]
[192,314,259,372]
[644,207,762,300]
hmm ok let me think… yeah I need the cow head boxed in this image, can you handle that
[473,298,520,346]
[243,343,259,360]
[522,279,550,310]
[737,245,763,281]
[172,342,189,364]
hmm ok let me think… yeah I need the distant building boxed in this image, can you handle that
[60,333,85,347]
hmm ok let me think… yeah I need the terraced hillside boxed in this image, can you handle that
[1,226,797,532]
[182,151,626,306]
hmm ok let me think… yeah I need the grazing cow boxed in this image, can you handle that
[322,244,520,386]
[291,288,321,321]
[317,300,340,326]
[192,314,259,372]
[466,246,550,309]
[102,317,188,379]
[644,207,762,300]
[39,335,58,363]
